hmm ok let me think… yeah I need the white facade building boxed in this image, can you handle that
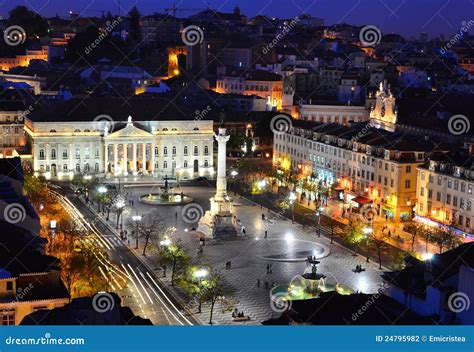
[25,116,215,180]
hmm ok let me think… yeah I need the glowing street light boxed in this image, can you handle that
[363,227,373,263]
[194,268,208,279]
[289,192,297,224]
[422,252,434,261]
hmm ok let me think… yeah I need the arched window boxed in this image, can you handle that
[39,149,45,159]
[204,160,209,167]
[172,146,176,156]
[49,129,57,133]
[154,147,159,156]
[63,164,68,171]
[193,127,199,131]
[194,146,199,155]
[184,146,188,155]
[184,160,188,168]
[204,145,209,155]
[94,163,99,172]
[163,147,168,156]
[75,164,80,172]
[84,129,90,132]
[74,129,80,132]
[84,163,90,172]
[51,149,56,159]
[162,128,168,131]
[163,161,168,169]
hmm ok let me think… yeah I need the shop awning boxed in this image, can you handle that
[351,196,372,205]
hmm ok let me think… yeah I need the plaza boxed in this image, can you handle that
[85,182,386,324]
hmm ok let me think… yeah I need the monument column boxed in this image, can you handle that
[151,143,155,174]
[214,128,230,201]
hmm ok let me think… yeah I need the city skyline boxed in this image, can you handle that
[0,0,472,37]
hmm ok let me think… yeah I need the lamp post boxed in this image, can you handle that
[97,186,107,213]
[230,170,238,195]
[194,268,208,313]
[363,227,373,263]
[289,191,297,224]
[316,206,324,237]
[132,214,142,249]
[115,198,125,229]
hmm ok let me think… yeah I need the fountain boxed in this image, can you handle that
[139,175,193,206]
[270,257,352,303]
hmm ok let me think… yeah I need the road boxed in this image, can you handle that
[50,187,198,326]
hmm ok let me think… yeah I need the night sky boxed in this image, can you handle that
[0,0,472,38]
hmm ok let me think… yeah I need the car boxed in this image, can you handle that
[195,176,208,182]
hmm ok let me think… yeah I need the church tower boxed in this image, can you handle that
[369,81,397,132]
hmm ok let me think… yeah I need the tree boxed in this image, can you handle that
[165,239,189,285]
[369,230,390,269]
[344,216,364,255]
[200,270,227,324]
[404,222,423,251]
[7,6,48,42]
[431,224,462,254]
[129,210,165,256]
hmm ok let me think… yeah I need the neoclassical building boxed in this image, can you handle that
[24,98,215,179]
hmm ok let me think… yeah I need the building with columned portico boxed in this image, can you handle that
[23,97,215,180]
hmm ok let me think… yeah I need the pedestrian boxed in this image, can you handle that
[388,230,391,237]
[257,279,260,288]
[264,230,268,239]
[266,264,270,274]
[270,264,273,274]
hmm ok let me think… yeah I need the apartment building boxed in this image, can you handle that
[416,154,474,235]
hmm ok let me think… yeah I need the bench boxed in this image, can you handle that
[232,316,251,322]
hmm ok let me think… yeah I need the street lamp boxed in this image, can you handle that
[160,238,171,249]
[132,214,142,249]
[316,206,324,237]
[193,268,208,313]
[230,170,238,195]
[289,192,297,224]
[115,198,125,229]
[97,186,107,212]
[363,227,373,263]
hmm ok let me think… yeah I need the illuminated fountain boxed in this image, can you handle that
[139,176,193,206]
[270,257,352,302]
